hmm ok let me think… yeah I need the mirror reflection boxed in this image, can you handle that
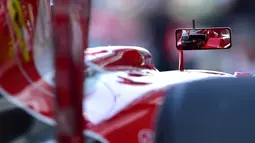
[176,28,231,50]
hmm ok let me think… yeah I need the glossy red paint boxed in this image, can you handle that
[95,89,167,143]
[87,47,156,71]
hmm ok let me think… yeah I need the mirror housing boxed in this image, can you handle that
[176,27,232,50]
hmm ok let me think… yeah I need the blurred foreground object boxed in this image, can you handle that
[52,0,91,142]
[156,77,255,143]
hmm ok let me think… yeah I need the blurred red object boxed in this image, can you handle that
[52,0,91,142]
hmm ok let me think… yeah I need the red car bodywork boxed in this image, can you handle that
[0,44,234,142]
[0,1,238,143]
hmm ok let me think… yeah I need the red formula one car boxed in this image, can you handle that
[0,0,250,143]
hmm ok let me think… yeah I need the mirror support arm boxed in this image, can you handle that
[178,50,184,71]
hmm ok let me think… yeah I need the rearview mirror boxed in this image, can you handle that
[176,28,232,50]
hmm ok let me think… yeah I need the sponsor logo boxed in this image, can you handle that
[7,0,33,62]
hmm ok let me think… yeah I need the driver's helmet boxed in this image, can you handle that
[182,30,189,41]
